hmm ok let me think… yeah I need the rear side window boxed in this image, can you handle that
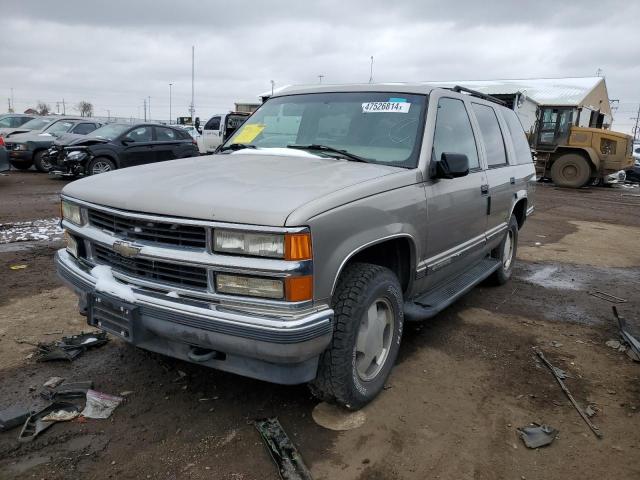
[502,109,533,164]
[204,116,220,130]
[432,97,480,170]
[472,103,507,167]
[156,127,178,141]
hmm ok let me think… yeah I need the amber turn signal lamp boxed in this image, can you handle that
[285,275,313,302]
[285,233,312,261]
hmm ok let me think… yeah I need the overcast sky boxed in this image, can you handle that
[2,0,639,134]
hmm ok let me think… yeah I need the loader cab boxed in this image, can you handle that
[534,106,575,151]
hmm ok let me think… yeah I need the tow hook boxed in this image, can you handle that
[187,346,223,362]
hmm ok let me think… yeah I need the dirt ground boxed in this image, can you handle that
[1,170,639,480]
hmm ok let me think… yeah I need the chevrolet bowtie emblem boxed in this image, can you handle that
[112,240,142,258]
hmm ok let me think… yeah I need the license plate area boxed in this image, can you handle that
[89,293,138,341]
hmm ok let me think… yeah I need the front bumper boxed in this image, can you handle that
[55,249,333,384]
[8,150,33,162]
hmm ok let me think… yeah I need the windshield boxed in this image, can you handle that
[45,121,75,134]
[89,123,129,140]
[224,92,427,167]
[20,118,54,130]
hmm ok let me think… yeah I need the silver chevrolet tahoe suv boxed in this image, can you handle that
[56,83,535,409]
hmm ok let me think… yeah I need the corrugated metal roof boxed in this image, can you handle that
[420,77,604,106]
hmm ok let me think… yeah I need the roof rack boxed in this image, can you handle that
[450,86,507,106]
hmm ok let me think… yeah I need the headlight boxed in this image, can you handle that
[61,200,83,225]
[213,230,312,260]
[216,274,284,299]
[66,151,86,161]
[214,230,284,258]
[64,230,79,258]
[14,144,27,151]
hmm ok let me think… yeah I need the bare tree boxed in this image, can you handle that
[75,100,94,117]
[36,101,51,115]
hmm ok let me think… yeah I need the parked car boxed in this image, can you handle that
[50,123,199,177]
[198,112,249,154]
[626,157,640,182]
[0,115,55,139]
[176,125,204,153]
[0,113,37,136]
[5,118,100,171]
[56,84,535,409]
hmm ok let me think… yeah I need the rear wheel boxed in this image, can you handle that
[310,263,404,410]
[489,215,519,285]
[550,153,592,188]
[86,157,116,176]
[33,150,51,172]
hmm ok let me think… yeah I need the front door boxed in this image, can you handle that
[119,126,155,167]
[202,116,222,152]
[421,96,488,290]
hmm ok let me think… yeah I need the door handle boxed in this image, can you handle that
[480,184,489,195]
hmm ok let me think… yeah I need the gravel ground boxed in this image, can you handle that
[1,170,639,480]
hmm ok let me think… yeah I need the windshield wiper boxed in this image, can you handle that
[287,144,369,163]
[219,143,257,152]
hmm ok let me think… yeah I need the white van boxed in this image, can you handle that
[198,112,250,154]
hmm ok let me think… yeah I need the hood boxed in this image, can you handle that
[66,137,110,147]
[52,133,88,146]
[63,151,405,226]
[1,128,32,138]
[5,131,53,143]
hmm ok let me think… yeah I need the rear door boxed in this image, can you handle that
[202,115,222,152]
[119,126,155,167]
[421,95,489,289]
[154,126,182,161]
[470,102,513,247]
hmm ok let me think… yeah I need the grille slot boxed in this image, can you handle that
[94,244,208,290]
[88,209,207,248]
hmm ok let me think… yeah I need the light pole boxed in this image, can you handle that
[169,83,173,125]
[369,56,374,84]
[270,80,275,96]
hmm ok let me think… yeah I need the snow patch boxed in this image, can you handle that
[90,265,136,303]
[0,218,63,244]
[230,147,321,158]
[166,291,180,298]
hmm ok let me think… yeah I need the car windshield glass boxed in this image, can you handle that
[44,121,74,134]
[224,92,427,168]
[89,124,129,140]
[20,118,54,130]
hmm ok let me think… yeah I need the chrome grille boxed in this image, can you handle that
[94,244,208,290]
[88,209,207,248]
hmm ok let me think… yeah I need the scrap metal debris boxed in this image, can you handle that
[81,390,123,419]
[0,406,31,432]
[43,376,65,389]
[588,290,627,304]
[612,307,640,362]
[517,424,558,448]
[41,381,94,402]
[18,402,80,443]
[534,348,603,438]
[35,331,109,362]
[255,417,313,480]
[41,409,80,422]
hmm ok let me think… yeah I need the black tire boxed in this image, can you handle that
[490,215,519,285]
[310,263,404,410]
[550,153,592,188]
[86,157,116,176]
[33,150,51,172]
[9,161,32,170]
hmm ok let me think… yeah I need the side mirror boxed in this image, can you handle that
[433,152,470,179]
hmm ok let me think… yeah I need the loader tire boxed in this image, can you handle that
[550,154,591,188]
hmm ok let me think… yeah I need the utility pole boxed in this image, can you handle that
[106,109,111,121]
[169,83,173,125]
[189,46,195,123]
[7,98,11,113]
[632,103,640,141]
[318,74,324,84]
[369,56,374,83]
[143,98,147,121]
[56,102,60,114]
[148,96,151,121]
[62,99,66,115]
[10,88,14,112]
[270,80,275,96]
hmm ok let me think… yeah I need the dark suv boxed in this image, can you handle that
[51,123,199,177]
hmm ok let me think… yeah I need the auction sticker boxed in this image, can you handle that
[362,101,411,113]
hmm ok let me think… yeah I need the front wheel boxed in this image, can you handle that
[310,263,404,410]
[33,150,51,172]
[550,154,592,188]
[490,215,519,285]
[86,157,116,176]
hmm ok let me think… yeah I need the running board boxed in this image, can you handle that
[404,258,501,321]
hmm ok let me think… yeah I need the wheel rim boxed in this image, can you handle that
[561,164,578,180]
[503,229,514,269]
[355,298,394,382]
[92,161,112,174]
[40,156,51,170]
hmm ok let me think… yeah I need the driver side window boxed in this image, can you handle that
[432,98,480,170]
[124,127,152,143]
